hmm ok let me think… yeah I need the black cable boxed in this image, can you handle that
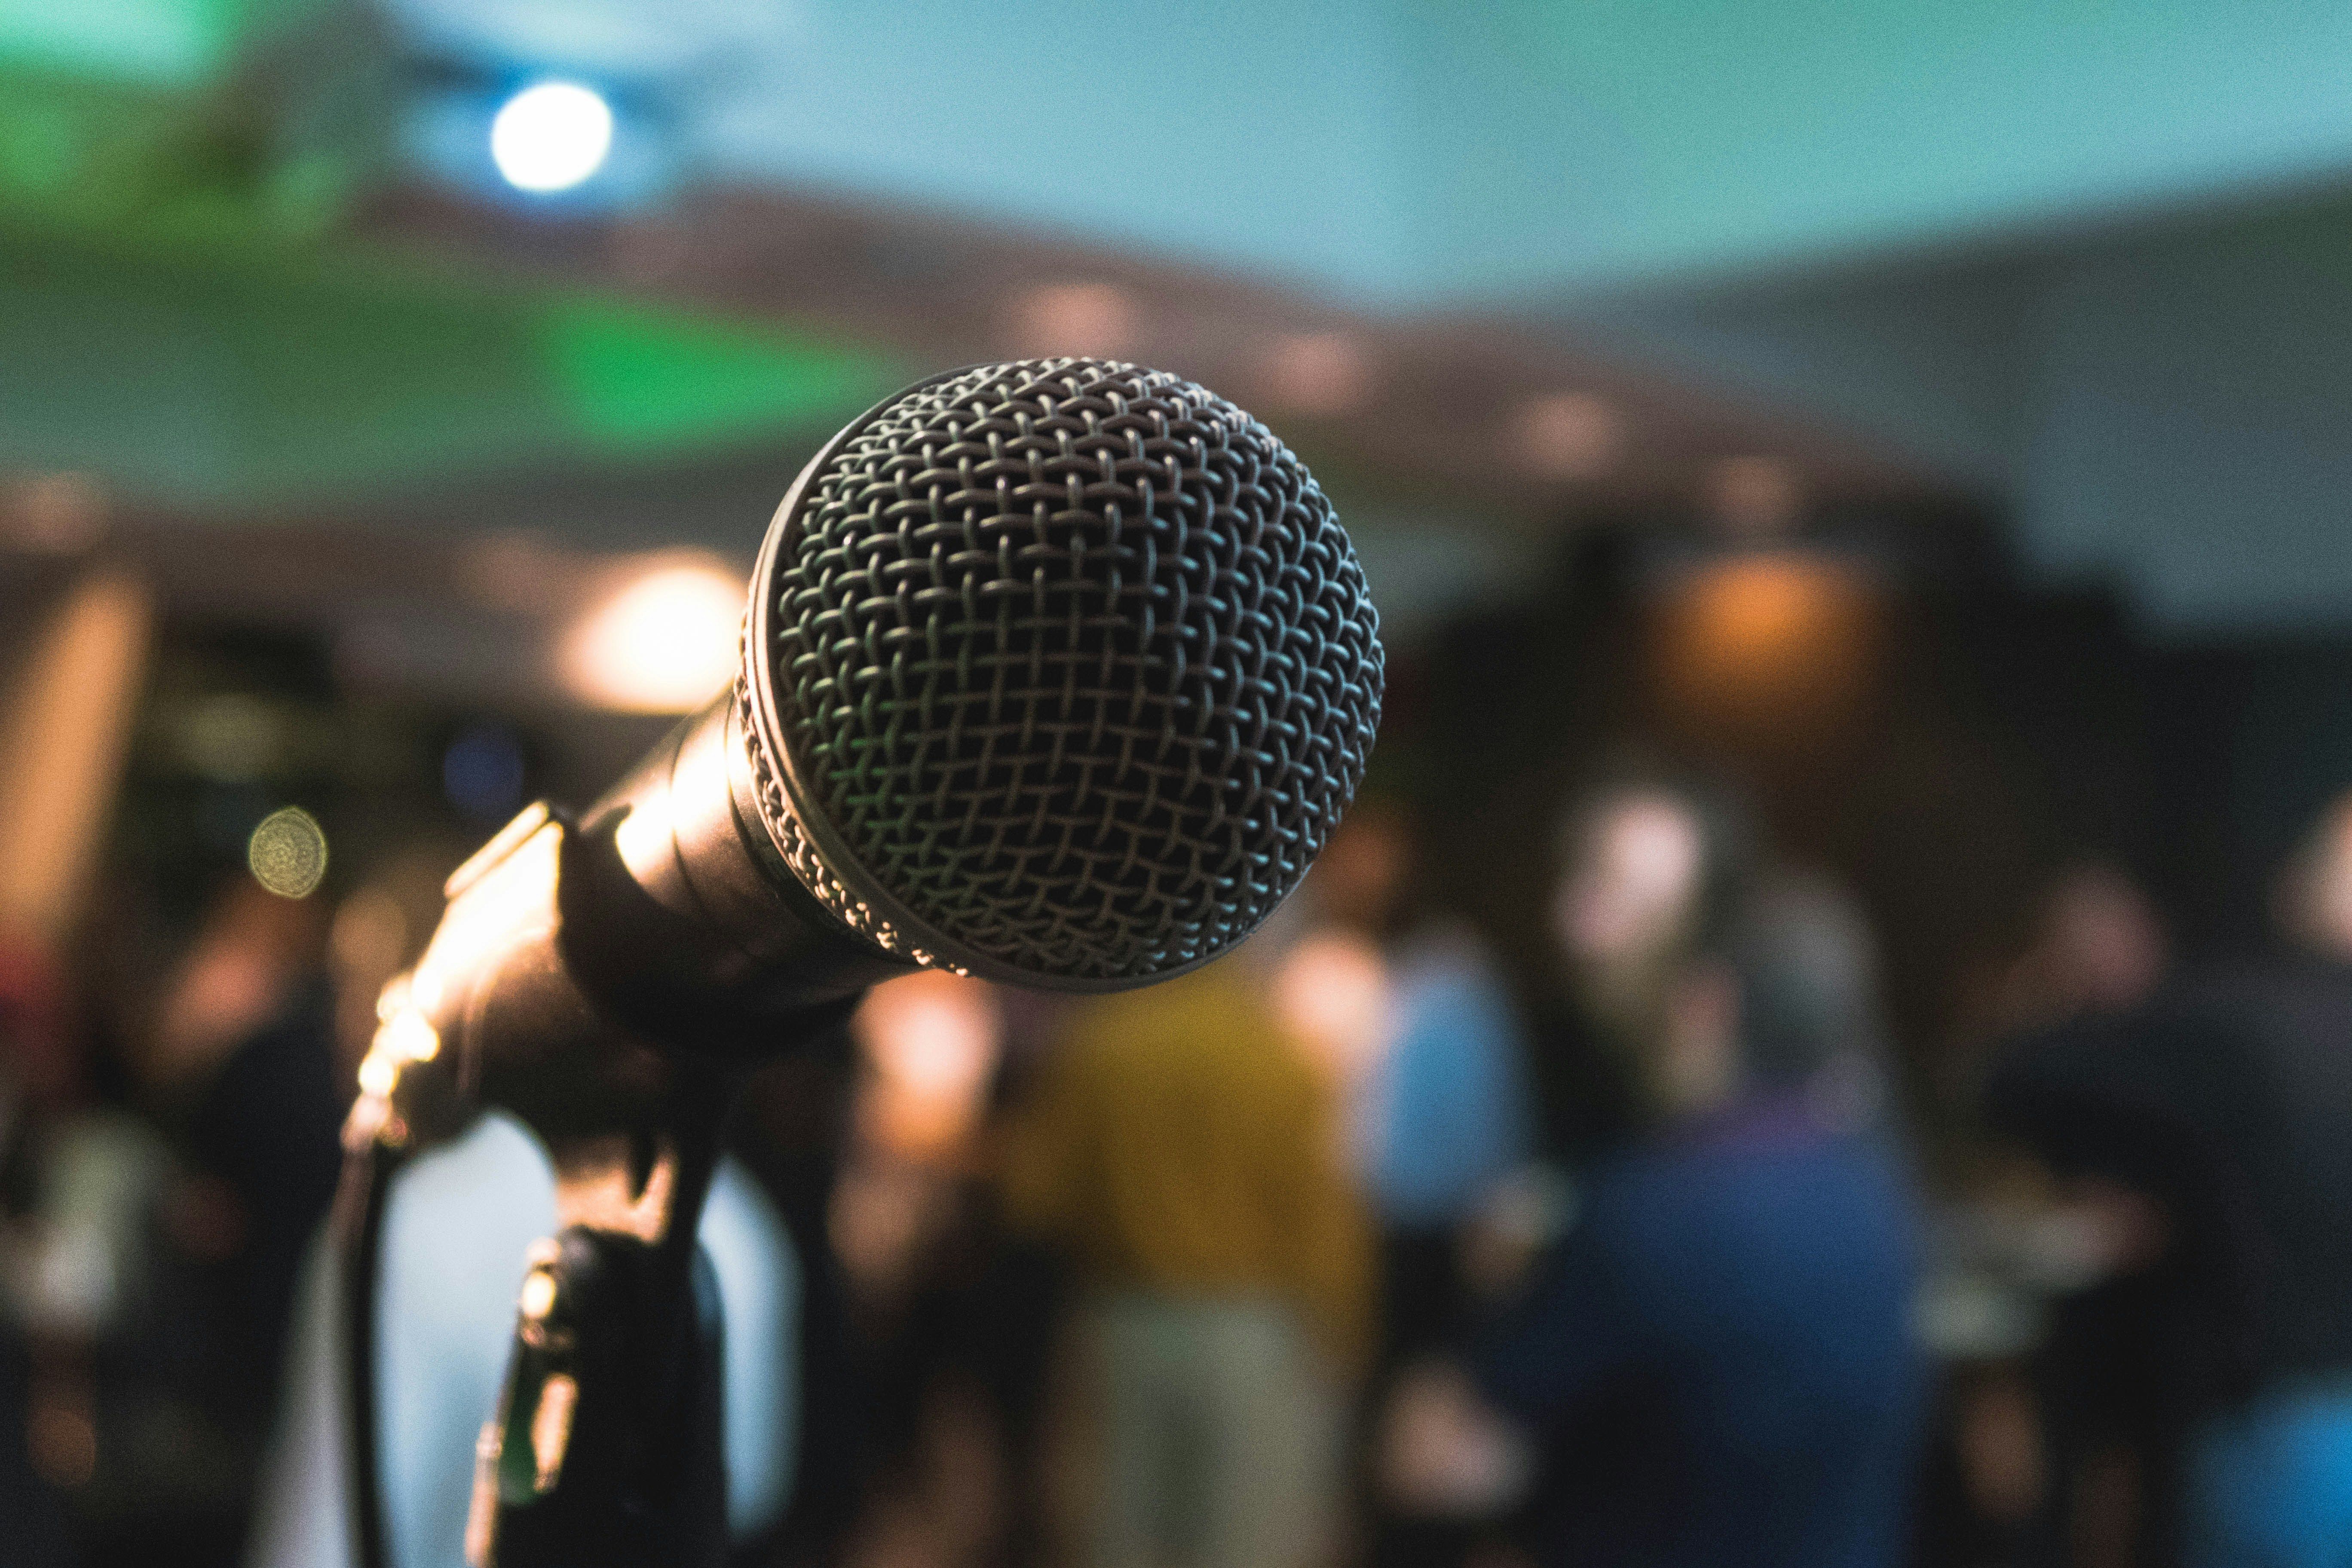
[332,1132,400,1568]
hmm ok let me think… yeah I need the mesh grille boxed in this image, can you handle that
[750,358,1382,983]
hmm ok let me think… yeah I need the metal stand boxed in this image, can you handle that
[334,749,884,1568]
[466,1170,730,1568]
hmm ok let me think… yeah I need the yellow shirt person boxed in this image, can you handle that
[998,962,1373,1374]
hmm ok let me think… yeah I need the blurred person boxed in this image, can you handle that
[1387,802,1925,1568]
[0,870,353,1565]
[828,972,1022,1568]
[1943,861,2171,1113]
[148,876,345,1463]
[1504,768,1761,1167]
[2015,864,2171,1026]
[1987,794,2352,1568]
[998,927,1373,1568]
[1284,805,1536,1568]
[1935,862,2172,1568]
[0,937,79,1566]
[1296,805,1536,1357]
[1550,777,1739,1051]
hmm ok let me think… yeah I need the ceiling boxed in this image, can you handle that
[5,1,2352,632]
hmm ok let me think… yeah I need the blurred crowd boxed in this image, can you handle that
[9,744,2352,1568]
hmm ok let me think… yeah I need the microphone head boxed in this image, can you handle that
[737,358,1383,990]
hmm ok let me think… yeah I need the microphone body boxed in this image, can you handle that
[343,359,1383,1568]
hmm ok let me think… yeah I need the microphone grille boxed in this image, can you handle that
[742,358,1382,987]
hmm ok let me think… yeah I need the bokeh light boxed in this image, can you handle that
[1514,392,1624,480]
[853,971,1003,1163]
[560,557,742,713]
[490,82,615,194]
[248,806,329,899]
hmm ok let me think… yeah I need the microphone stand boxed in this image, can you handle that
[340,707,885,1568]
[464,1081,734,1568]
[339,1058,739,1568]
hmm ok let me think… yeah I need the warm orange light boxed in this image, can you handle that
[559,555,742,713]
[1652,554,1879,741]
[0,571,151,939]
[1687,558,1828,656]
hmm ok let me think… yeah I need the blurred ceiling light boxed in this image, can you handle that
[1011,282,1139,359]
[490,81,615,193]
[1653,555,1880,741]
[560,554,741,713]
[1514,392,1624,481]
[6,473,107,555]
[249,806,329,899]
[1705,455,1805,536]
[1264,331,1374,417]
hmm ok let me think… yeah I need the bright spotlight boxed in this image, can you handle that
[490,81,614,193]
[560,557,742,713]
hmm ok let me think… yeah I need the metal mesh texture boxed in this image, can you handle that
[750,358,1382,983]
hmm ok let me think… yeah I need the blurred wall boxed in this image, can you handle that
[1580,187,2352,631]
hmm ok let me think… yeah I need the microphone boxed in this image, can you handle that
[343,358,1382,1568]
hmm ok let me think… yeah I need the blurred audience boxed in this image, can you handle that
[1386,778,1926,1568]
[1987,795,2352,1568]
[0,867,344,1567]
[999,932,1372,1568]
[10,617,2351,1568]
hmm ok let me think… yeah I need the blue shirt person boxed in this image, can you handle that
[1471,1093,1923,1568]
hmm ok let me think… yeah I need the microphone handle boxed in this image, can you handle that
[399,691,900,1139]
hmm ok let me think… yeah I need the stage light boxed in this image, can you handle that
[560,555,741,713]
[490,81,614,193]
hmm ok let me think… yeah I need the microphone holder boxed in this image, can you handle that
[336,756,876,1568]
[338,1061,738,1568]
[462,1090,734,1568]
